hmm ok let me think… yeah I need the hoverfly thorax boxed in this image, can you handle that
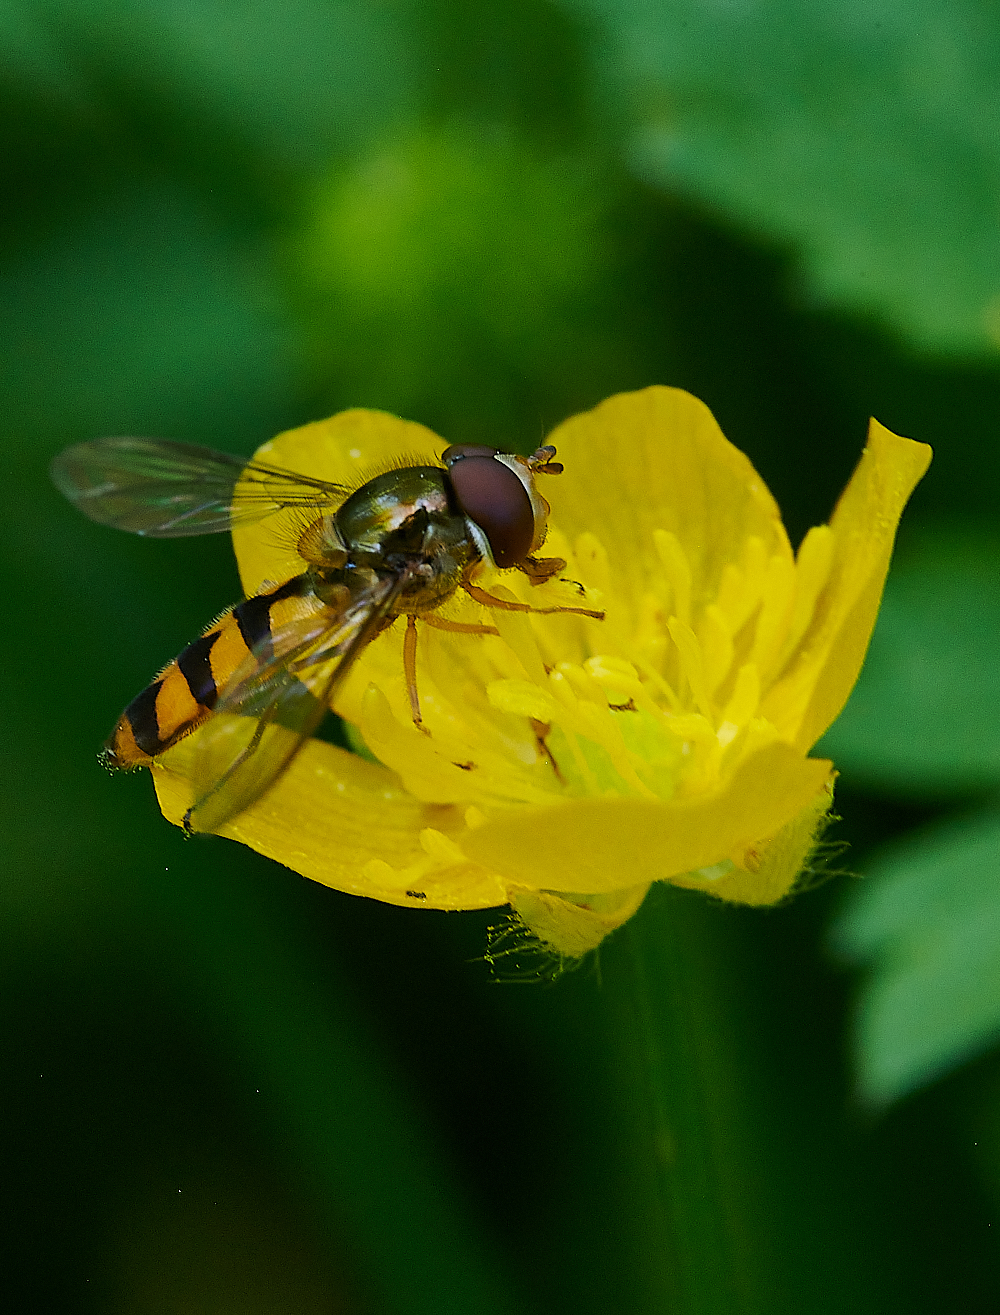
[296,514,348,570]
[310,465,480,616]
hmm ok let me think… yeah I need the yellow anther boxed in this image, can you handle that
[548,666,581,714]
[556,661,607,706]
[715,561,746,630]
[464,805,486,830]
[630,653,679,711]
[487,678,558,722]
[654,530,692,626]
[584,654,640,686]
[795,523,835,592]
[700,603,734,693]
[667,616,713,718]
[665,712,717,742]
[419,827,466,866]
[480,587,549,684]
[363,854,433,890]
[363,857,395,882]
[633,591,669,665]
[749,554,796,677]
[675,732,724,797]
[722,662,761,728]
[776,524,836,668]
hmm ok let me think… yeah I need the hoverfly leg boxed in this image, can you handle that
[514,556,591,602]
[516,555,566,586]
[403,615,430,733]
[462,580,604,621]
[421,614,500,637]
[182,711,273,834]
[530,718,565,784]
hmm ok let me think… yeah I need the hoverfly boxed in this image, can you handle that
[52,431,603,834]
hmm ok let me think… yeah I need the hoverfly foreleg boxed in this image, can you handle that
[530,718,565,784]
[516,555,565,586]
[461,581,604,621]
[401,613,499,736]
[403,615,430,733]
[420,615,500,637]
[181,708,274,834]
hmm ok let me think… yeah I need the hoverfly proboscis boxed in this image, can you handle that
[51,431,604,834]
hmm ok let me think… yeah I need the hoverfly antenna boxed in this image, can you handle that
[526,445,563,475]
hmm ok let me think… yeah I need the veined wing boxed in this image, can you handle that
[51,436,349,537]
[183,569,408,834]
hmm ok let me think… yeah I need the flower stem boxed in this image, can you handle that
[600,884,780,1315]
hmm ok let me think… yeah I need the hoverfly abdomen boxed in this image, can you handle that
[102,575,312,770]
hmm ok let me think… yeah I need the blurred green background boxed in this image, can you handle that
[6,1,1000,1310]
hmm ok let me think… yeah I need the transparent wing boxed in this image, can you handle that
[50,436,349,537]
[183,571,406,833]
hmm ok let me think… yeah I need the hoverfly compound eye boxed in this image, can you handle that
[442,444,561,567]
[445,453,533,566]
[441,444,500,465]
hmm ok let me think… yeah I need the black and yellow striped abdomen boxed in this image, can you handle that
[103,576,311,768]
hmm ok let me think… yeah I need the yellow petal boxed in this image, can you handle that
[152,731,507,911]
[233,409,445,596]
[761,419,932,750]
[540,387,792,618]
[460,740,831,894]
[509,884,652,957]
[671,774,835,905]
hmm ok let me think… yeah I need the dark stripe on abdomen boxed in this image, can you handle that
[234,576,306,659]
[177,630,221,709]
[127,679,166,757]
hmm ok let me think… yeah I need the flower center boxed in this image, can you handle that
[347,517,835,816]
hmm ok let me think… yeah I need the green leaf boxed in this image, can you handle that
[7,0,416,163]
[817,526,1000,794]
[561,0,1000,353]
[833,810,1000,1106]
[0,181,294,447]
[288,124,624,446]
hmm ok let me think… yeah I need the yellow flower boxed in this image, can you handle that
[152,388,931,956]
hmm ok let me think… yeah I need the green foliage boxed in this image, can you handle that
[561,0,1000,352]
[819,526,1000,793]
[289,125,620,444]
[0,184,293,448]
[834,813,1000,1107]
[822,526,1000,1104]
[1,0,416,164]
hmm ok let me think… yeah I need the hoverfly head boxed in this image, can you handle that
[441,443,560,567]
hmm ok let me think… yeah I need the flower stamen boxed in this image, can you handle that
[667,616,714,719]
[654,529,692,626]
